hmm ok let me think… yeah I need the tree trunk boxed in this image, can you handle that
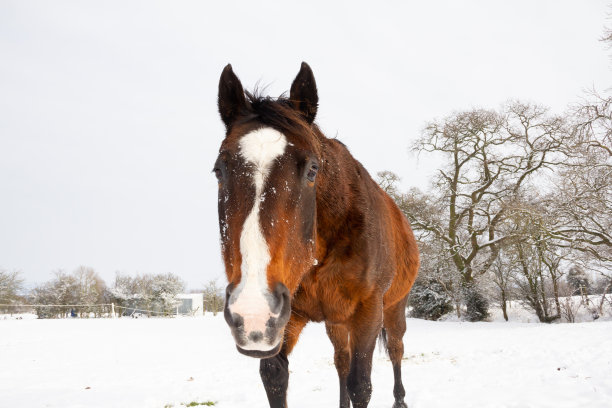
[501,291,508,322]
[552,274,561,317]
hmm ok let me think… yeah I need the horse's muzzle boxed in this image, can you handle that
[223,281,291,358]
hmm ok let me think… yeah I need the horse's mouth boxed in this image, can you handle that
[236,341,282,359]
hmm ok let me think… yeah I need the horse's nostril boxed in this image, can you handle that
[223,283,238,329]
[266,316,280,330]
[271,282,290,314]
[225,282,235,298]
[232,314,244,329]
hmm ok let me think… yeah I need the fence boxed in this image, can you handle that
[0,303,202,318]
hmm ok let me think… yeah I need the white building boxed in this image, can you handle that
[176,293,204,316]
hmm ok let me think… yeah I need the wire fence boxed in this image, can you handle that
[0,303,113,307]
[0,303,202,318]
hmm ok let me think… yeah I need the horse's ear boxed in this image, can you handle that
[290,62,318,124]
[218,64,248,129]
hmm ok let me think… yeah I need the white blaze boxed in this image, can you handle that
[229,127,287,350]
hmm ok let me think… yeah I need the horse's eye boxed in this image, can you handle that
[213,168,222,179]
[306,164,319,182]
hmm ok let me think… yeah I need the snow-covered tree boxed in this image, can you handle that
[73,266,107,317]
[202,280,224,315]
[32,270,78,318]
[462,281,490,322]
[0,269,24,312]
[109,273,136,307]
[408,275,454,320]
[566,266,591,295]
[408,102,570,320]
[32,267,107,318]
[109,272,184,316]
[151,273,185,314]
[489,255,517,321]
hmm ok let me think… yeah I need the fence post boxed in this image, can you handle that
[111,303,115,318]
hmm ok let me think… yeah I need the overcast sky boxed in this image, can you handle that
[1,0,610,289]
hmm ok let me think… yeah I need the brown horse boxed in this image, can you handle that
[215,62,419,408]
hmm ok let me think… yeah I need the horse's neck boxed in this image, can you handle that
[315,136,363,244]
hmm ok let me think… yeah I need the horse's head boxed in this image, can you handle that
[215,63,321,358]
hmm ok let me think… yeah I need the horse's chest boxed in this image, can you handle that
[292,266,363,324]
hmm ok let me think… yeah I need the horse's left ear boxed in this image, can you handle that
[290,62,318,124]
[218,64,248,130]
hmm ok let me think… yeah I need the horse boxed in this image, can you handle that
[214,62,419,408]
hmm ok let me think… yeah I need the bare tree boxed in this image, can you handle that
[73,266,107,317]
[32,270,78,318]
[573,91,611,157]
[109,272,137,313]
[0,269,24,313]
[394,185,463,318]
[376,170,402,201]
[203,280,224,316]
[499,194,566,322]
[151,273,185,315]
[489,256,516,322]
[410,101,569,319]
[564,16,612,264]
[547,108,612,267]
[109,272,184,316]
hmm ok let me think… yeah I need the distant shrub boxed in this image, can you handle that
[463,283,490,322]
[409,276,454,320]
[566,266,591,295]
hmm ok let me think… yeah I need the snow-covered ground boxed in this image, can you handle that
[1,315,611,408]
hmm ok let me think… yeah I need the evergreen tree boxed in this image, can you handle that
[463,283,490,322]
[566,266,591,295]
[409,276,454,320]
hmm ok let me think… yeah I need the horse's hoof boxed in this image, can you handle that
[392,402,408,408]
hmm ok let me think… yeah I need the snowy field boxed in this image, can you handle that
[1,315,611,408]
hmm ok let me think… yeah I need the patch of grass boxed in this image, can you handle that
[164,399,216,407]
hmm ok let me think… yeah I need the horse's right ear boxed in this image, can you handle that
[218,64,248,129]
[290,62,318,124]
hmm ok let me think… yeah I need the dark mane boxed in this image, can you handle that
[243,90,321,146]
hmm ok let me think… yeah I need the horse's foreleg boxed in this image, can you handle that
[325,322,351,408]
[383,296,409,408]
[260,352,289,408]
[347,295,383,408]
[259,312,308,408]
